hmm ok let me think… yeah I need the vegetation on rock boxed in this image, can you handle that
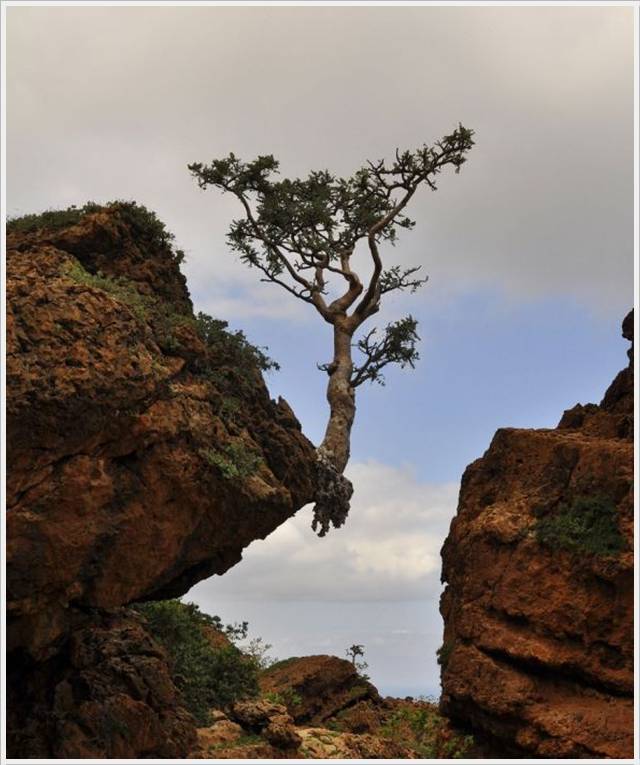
[534,496,624,556]
[8,200,186,262]
[134,600,260,725]
[380,700,473,758]
[200,442,263,480]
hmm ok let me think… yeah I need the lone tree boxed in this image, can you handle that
[189,124,474,536]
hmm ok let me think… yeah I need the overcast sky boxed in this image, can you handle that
[6,4,635,697]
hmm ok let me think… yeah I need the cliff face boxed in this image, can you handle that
[6,205,317,757]
[439,311,634,758]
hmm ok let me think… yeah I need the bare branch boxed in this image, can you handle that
[379,265,429,295]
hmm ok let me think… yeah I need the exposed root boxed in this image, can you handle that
[312,448,354,537]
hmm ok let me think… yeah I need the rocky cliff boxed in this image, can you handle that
[6,203,317,757]
[439,311,634,758]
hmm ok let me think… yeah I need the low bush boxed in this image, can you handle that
[263,688,303,708]
[380,702,473,758]
[534,496,624,556]
[8,200,182,262]
[134,600,259,725]
[194,311,279,374]
[200,441,263,480]
[436,641,454,669]
[64,261,153,322]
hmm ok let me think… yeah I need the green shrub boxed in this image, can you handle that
[8,200,187,267]
[194,311,279,374]
[64,260,153,322]
[133,600,259,725]
[200,441,263,480]
[436,641,454,669]
[534,496,624,556]
[381,704,473,758]
[263,688,303,708]
[7,202,103,234]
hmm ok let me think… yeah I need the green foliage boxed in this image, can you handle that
[8,200,184,265]
[200,441,263,480]
[134,600,259,725]
[381,704,473,759]
[7,202,102,234]
[436,641,454,669]
[64,260,153,322]
[194,311,279,374]
[188,126,474,265]
[263,688,303,708]
[111,200,176,250]
[244,636,278,670]
[350,317,420,387]
[534,496,624,556]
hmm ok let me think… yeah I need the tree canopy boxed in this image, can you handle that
[190,125,474,535]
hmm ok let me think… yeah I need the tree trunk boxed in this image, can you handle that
[319,319,356,473]
[312,317,356,537]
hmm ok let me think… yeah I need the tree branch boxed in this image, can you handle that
[350,317,420,387]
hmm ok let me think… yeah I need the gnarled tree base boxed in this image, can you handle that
[312,449,354,537]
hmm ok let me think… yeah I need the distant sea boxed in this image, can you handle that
[379,684,441,701]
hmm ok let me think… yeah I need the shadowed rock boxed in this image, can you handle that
[439,310,634,758]
[6,205,317,757]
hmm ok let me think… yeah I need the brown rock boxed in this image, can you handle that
[263,715,303,750]
[7,205,316,659]
[228,698,289,730]
[6,204,318,758]
[196,719,244,749]
[439,311,634,758]
[260,655,380,724]
[6,610,196,759]
[297,727,413,759]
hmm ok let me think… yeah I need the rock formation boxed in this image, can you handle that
[6,204,317,757]
[259,655,380,725]
[440,310,634,758]
[190,661,466,759]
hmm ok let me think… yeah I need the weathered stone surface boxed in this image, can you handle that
[7,610,196,759]
[260,655,380,724]
[296,726,413,759]
[228,698,290,730]
[7,207,316,660]
[6,205,317,759]
[196,718,244,749]
[439,310,634,758]
[262,715,303,750]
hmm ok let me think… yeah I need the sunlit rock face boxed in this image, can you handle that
[439,311,634,759]
[6,206,317,757]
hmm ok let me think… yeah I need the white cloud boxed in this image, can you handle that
[187,461,458,696]
[191,461,459,603]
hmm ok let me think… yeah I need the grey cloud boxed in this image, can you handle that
[6,5,634,318]
[189,461,460,603]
